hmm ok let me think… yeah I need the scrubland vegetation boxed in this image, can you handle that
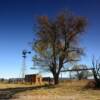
[6,80,99,100]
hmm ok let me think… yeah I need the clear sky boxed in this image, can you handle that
[0,0,100,78]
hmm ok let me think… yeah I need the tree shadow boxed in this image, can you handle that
[0,85,48,99]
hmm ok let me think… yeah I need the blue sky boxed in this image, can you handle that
[0,0,100,78]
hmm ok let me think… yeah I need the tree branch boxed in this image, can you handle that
[63,59,80,64]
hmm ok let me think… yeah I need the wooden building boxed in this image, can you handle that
[25,74,42,84]
[42,77,51,84]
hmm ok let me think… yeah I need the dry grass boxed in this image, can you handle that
[0,83,33,89]
[0,80,100,100]
[13,80,100,100]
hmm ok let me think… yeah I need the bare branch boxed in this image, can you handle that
[63,59,80,64]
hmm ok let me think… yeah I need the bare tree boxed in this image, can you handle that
[92,57,100,87]
[71,64,89,80]
[32,11,87,85]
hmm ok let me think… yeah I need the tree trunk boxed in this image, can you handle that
[53,73,59,85]
[92,69,100,87]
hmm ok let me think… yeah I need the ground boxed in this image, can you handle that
[0,80,100,100]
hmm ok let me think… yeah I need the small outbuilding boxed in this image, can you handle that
[42,77,51,84]
[25,74,42,84]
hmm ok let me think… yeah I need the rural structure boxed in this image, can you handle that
[25,74,42,84]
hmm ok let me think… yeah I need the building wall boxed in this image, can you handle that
[25,74,42,84]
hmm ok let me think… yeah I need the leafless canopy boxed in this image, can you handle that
[32,11,87,84]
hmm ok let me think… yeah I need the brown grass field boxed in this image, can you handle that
[0,80,100,100]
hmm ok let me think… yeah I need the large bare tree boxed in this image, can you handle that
[32,11,87,85]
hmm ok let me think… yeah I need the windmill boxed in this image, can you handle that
[22,50,31,79]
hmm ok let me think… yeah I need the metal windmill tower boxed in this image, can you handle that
[22,50,31,78]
